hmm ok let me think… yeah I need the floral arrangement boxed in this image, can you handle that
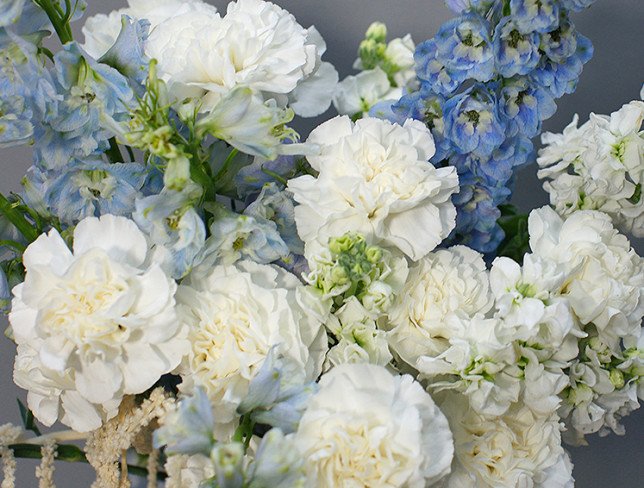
[0,1,641,487]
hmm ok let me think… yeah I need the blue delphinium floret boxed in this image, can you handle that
[510,0,560,34]
[33,42,134,170]
[493,16,541,77]
[445,0,496,15]
[153,388,216,456]
[498,76,557,138]
[434,12,495,82]
[237,347,318,434]
[443,84,506,157]
[247,429,306,488]
[415,39,467,96]
[0,28,57,148]
[540,17,579,63]
[99,15,150,85]
[531,32,593,98]
[43,159,147,224]
[561,0,597,12]
[0,0,25,27]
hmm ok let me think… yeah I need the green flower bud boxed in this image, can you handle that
[609,369,625,389]
[365,22,387,43]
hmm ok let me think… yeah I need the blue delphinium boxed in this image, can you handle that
[493,16,541,77]
[33,42,134,170]
[443,84,506,157]
[41,159,147,224]
[0,0,25,27]
[434,12,495,84]
[388,0,595,254]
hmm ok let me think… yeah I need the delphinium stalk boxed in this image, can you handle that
[390,0,596,254]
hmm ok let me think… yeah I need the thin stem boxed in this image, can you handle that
[33,0,74,44]
[0,193,38,243]
[7,444,167,480]
[214,148,239,182]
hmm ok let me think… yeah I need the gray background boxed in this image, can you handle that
[1,1,642,486]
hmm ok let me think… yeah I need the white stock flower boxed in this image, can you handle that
[288,116,459,261]
[82,0,218,59]
[387,246,492,367]
[176,260,327,434]
[324,298,393,370]
[10,215,188,432]
[333,67,401,117]
[538,100,644,237]
[417,314,521,417]
[145,0,337,115]
[439,393,568,488]
[292,363,453,487]
[528,207,644,350]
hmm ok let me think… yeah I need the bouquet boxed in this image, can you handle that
[0,0,642,487]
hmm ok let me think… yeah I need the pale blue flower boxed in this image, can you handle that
[561,0,597,12]
[434,12,495,83]
[0,87,33,147]
[238,347,318,434]
[244,183,303,255]
[153,388,215,456]
[510,0,560,34]
[498,77,556,138]
[34,42,133,170]
[133,188,206,279]
[235,153,297,201]
[445,0,495,14]
[530,33,593,98]
[0,29,57,148]
[209,443,245,488]
[493,16,541,77]
[99,15,150,84]
[415,39,467,96]
[443,84,506,157]
[390,88,453,162]
[44,159,147,224]
[201,207,289,267]
[0,266,9,312]
[0,0,25,27]
[247,429,306,488]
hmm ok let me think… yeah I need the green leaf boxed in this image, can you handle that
[17,399,42,436]
[497,206,530,264]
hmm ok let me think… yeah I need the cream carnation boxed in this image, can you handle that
[528,207,644,350]
[439,394,569,488]
[10,215,188,432]
[292,363,453,487]
[387,246,492,366]
[288,116,459,261]
[176,260,327,434]
[81,0,218,59]
[144,0,337,115]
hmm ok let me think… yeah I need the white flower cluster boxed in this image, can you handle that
[538,99,644,237]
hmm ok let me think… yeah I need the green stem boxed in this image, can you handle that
[214,148,239,182]
[8,443,167,480]
[0,193,38,243]
[34,0,74,44]
[0,240,26,254]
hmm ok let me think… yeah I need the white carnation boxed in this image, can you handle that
[10,215,188,432]
[528,207,644,350]
[439,393,568,488]
[145,0,337,115]
[164,454,215,488]
[292,363,453,487]
[387,246,492,366]
[289,116,459,261]
[176,260,327,435]
[82,0,217,59]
